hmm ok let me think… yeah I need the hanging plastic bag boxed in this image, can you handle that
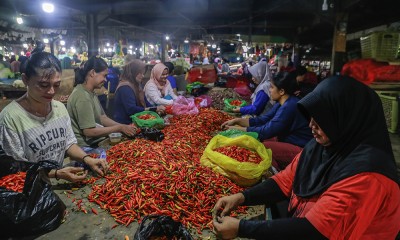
[134,215,193,240]
[131,111,165,128]
[172,96,199,115]
[0,160,66,238]
[200,135,272,186]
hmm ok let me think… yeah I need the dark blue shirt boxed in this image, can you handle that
[247,96,312,147]
[240,91,269,116]
[113,85,150,124]
[167,75,177,89]
[105,67,120,93]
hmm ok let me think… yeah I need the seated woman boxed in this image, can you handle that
[222,71,313,171]
[0,50,108,183]
[163,62,178,95]
[144,63,178,106]
[113,60,165,124]
[67,56,137,147]
[294,66,318,98]
[213,76,400,240]
[231,60,274,116]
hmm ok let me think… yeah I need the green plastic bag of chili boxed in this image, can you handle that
[223,98,247,112]
[130,111,164,128]
[185,81,204,94]
[218,129,258,140]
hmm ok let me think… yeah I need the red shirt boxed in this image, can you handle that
[272,154,400,240]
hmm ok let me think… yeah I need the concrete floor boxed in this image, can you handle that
[28,133,400,240]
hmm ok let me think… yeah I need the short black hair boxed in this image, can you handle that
[164,62,174,74]
[272,71,297,95]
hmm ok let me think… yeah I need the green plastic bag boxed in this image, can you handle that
[131,111,164,128]
[218,129,258,140]
[223,98,247,112]
[200,135,272,186]
[186,81,204,93]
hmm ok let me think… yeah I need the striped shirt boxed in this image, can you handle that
[0,100,77,166]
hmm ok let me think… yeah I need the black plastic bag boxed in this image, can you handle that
[191,86,209,97]
[0,153,34,178]
[134,215,194,240]
[0,160,66,238]
[136,128,165,142]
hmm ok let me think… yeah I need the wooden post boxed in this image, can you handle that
[331,12,349,75]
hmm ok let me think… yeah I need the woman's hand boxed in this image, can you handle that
[213,193,245,218]
[57,167,88,183]
[221,119,238,130]
[225,125,246,132]
[84,157,109,176]
[119,124,137,137]
[156,105,166,115]
[213,216,240,240]
[232,107,241,113]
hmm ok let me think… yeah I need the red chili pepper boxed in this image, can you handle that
[87,108,248,234]
[91,208,98,215]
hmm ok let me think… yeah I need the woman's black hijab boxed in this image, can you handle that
[294,76,398,198]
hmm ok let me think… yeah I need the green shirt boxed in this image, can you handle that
[67,84,105,146]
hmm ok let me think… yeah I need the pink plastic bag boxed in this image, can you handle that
[172,96,199,115]
[195,95,212,108]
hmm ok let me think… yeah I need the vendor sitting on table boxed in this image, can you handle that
[221,71,312,171]
[0,50,108,182]
[231,60,274,116]
[113,59,165,124]
[67,56,137,147]
[144,63,177,106]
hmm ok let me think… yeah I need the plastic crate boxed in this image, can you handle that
[360,32,400,61]
[376,91,399,133]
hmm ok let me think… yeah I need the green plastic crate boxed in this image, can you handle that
[376,91,399,133]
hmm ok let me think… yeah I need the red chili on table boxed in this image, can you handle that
[86,108,249,234]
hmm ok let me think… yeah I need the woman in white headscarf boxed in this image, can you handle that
[232,60,274,116]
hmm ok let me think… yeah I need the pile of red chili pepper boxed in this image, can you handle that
[138,114,157,120]
[88,108,248,234]
[230,100,242,106]
[0,172,26,193]
[215,146,263,164]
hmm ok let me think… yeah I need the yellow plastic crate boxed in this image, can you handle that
[361,32,400,61]
[376,91,399,133]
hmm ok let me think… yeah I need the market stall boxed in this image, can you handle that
[1,105,267,239]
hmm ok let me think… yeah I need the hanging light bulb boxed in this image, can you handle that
[322,0,328,11]
[42,2,55,13]
[16,16,23,24]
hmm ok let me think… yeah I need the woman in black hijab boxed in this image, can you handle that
[212,76,399,240]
